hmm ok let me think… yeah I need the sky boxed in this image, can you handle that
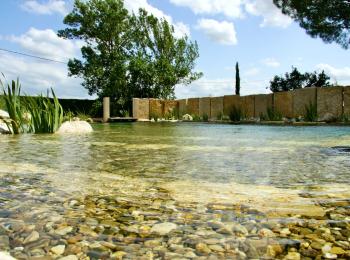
[0,0,350,99]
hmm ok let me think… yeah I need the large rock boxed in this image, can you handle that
[0,252,16,260]
[0,121,11,134]
[0,110,9,119]
[151,222,177,236]
[57,121,93,134]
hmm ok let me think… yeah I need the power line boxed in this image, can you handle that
[0,47,68,64]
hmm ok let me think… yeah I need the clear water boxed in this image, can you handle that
[0,123,350,258]
[1,123,350,212]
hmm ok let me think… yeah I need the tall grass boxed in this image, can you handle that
[25,89,64,133]
[1,75,64,134]
[0,77,24,134]
[229,105,244,122]
[266,107,282,121]
[304,102,318,122]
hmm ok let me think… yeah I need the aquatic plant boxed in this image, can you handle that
[24,89,64,133]
[266,107,283,121]
[202,113,209,122]
[304,102,318,122]
[229,105,243,122]
[0,76,24,134]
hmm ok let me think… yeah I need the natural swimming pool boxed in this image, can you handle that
[0,123,349,259]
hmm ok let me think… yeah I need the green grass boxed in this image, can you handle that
[228,105,244,122]
[1,75,64,134]
[304,102,318,122]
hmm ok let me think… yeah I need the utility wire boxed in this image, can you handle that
[0,47,68,64]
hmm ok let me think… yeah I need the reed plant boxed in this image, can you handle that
[24,89,64,133]
[229,105,243,122]
[0,76,24,134]
[304,102,318,122]
[266,107,282,121]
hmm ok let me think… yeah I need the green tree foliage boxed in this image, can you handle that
[273,0,350,49]
[235,62,240,95]
[58,0,202,112]
[269,67,332,92]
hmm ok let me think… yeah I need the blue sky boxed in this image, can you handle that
[0,0,350,99]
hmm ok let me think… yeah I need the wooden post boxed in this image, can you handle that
[103,97,110,123]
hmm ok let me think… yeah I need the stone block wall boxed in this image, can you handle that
[254,94,273,118]
[163,100,179,117]
[343,87,350,116]
[274,91,293,118]
[223,95,241,116]
[210,97,224,120]
[187,98,199,116]
[292,88,317,118]
[149,99,163,119]
[132,98,149,119]
[317,87,343,119]
[199,97,211,118]
[241,95,255,118]
[178,99,187,116]
[132,86,350,121]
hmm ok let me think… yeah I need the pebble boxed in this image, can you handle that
[58,256,78,260]
[50,245,65,255]
[55,226,73,236]
[196,243,211,255]
[23,231,39,244]
[150,222,177,236]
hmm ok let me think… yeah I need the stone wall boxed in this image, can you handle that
[292,88,317,118]
[254,94,273,118]
[187,98,199,116]
[132,98,149,120]
[241,95,255,118]
[223,95,241,116]
[132,86,350,121]
[199,97,211,118]
[178,99,187,116]
[149,99,163,118]
[274,91,293,118]
[317,87,343,119]
[210,97,224,120]
[344,87,350,116]
[163,100,179,117]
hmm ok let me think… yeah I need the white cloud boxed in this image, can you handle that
[0,52,88,99]
[261,58,280,67]
[244,0,292,28]
[170,0,292,28]
[175,77,269,98]
[124,0,190,37]
[170,0,245,19]
[21,0,67,15]
[196,19,237,45]
[0,28,88,98]
[316,64,350,85]
[8,28,82,62]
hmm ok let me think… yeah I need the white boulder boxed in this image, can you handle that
[0,109,9,119]
[0,252,16,260]
[0,121,11,134]
[56,121,93,134]
[182,114,193,121]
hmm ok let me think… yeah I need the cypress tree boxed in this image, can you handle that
[235,62,240,96]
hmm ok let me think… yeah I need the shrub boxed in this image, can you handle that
[266,107,282,121]
[25,89,64,133]
[202,113,209,122]
[304,102,318,122]
[216,111,223,120]
[1,77,25,134]
[192,114,201,121]
[229,105,243,122]
[150,112,159,121]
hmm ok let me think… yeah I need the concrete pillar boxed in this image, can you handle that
[103,97,110,122]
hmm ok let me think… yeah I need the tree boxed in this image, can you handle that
[273,0,350,49]
[235,62,240,95]
[58,0,202,113]
[269,67,332,92]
